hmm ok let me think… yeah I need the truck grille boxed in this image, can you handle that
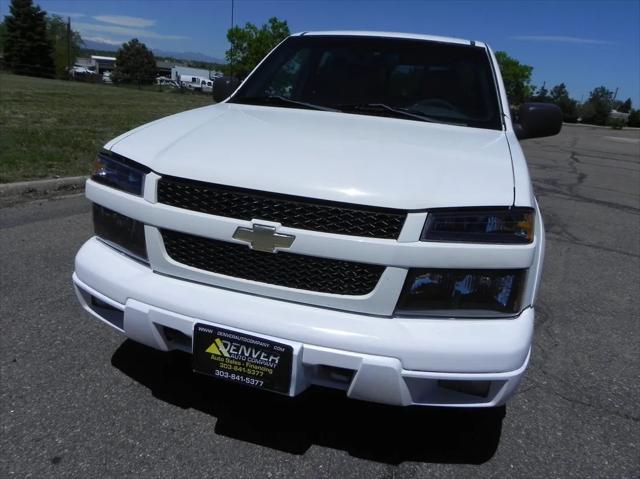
[161,229,385,295]
[157,176,406,239]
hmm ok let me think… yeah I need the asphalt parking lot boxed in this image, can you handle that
[1,124,639,478]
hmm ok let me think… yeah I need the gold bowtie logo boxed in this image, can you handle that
[232,224,295,253]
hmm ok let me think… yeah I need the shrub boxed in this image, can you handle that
[607,118,625,130]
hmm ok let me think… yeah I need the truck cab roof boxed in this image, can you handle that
[291,30,485,48]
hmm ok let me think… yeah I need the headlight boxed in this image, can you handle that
[395,268,525,318]
[92,151,150,196]
[421,208,534,243]
[93,204,147,261]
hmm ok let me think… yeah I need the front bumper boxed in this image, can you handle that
[74,237,533,407]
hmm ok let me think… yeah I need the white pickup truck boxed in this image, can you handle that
[73,31,561,408]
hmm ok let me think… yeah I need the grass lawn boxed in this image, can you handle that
[0,72,213,183]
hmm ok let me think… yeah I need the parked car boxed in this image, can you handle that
[69,65,95,77]
[201,79,214,93]
[74,31,561,408]
[179,75,201,90]
[155,76,179,88]
[178,75,212,91]
[102,71,113,84]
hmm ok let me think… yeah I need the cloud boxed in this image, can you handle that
[74,22,188,41]
[93,15,156,28]
[510,35,615,45]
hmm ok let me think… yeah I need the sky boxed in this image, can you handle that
[8,0,639,105]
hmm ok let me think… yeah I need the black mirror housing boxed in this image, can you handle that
[213,76,240,103]
[514,103,562,140]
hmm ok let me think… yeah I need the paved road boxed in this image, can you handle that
[1,125,639,478]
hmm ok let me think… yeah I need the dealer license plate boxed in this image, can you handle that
[192,323,293,394]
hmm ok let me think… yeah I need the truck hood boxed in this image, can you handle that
[107,103,514,210]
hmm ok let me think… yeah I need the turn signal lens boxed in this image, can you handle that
[93,204,147,261]
[396,268,525,317]
[422,208,534,243]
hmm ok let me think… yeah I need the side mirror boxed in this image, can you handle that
[213,76,240,103]
[514,103,562,140]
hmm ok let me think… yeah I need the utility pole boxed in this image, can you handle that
[67,17,72,79]
[228,0,235,78]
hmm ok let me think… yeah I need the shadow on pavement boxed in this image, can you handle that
[112,339,504,465]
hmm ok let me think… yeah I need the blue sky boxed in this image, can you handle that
[12,0,640,105]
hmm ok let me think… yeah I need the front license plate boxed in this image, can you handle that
[192,323,293,394]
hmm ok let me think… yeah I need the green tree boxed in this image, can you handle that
[628,109,640,127]
[494,51,533,106]
[580,86,614,125]
[549,83,579,123]
[0,21,6,53]
[46,15,83,78]
[3,0,55,77]
[530,84,550,102]
[615,98,632,113]
[225,17,290,78]
[112,38,156,86]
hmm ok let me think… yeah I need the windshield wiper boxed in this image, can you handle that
[238,96,338,112]
[339,103,447,124]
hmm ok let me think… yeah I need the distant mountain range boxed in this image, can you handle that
[82,39,225,64]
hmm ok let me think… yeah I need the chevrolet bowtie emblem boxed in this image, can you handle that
[232,224,295,253]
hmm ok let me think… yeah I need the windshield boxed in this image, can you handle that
[229,35,503,130]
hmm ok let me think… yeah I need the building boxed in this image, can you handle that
[155,60,173,78]
[90,55,116,75]
[74,57,93,69]
[171,65,218,82]
[71,56,115,75]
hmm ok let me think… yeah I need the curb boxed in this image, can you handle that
[563,122,640,131]
[0,176,87,198]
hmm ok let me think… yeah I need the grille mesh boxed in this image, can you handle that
[161,229,384,295]
[157,176,406,239]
